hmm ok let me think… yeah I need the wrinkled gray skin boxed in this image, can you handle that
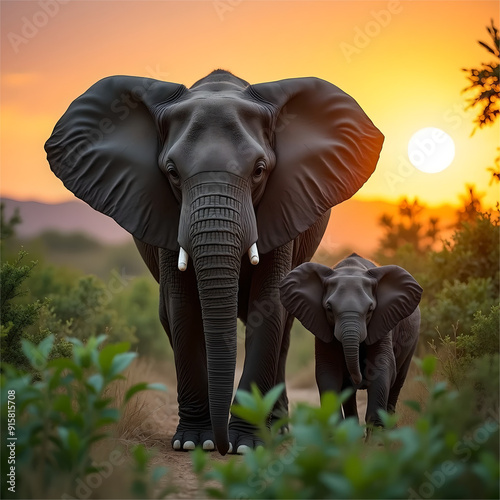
[45,71,384,454]
[280,254,422,426]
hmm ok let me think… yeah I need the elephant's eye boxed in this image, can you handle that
[253,162,266,181]
[166,164,180,184]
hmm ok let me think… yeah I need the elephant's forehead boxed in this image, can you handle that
[328,271,377,288]
[168,92,267,123]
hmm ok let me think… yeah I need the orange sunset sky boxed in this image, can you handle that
[1,0,499,208]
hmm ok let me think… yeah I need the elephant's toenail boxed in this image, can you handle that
[228,443,233,454]
[173,440,181,450]
[237,445,250,454]
[203,440,215,451]
[183,440,196,450]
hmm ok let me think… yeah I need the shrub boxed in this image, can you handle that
[0,335,169,499]
[427,210,499,295]
[420,278,497,341]
[192,358,499,499]
[109,277,171,361]
[1,252,43,371]
[430,305,499,401]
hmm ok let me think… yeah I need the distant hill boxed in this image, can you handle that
[2,198,130,245]
[2,197,457,256]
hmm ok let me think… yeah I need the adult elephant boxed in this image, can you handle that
[45,70,384,455]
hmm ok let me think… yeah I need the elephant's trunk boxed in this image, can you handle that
[334,313,366,386]
[178,172,257,455]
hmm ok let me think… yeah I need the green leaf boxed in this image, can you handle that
[421,356,437,378]
[191,447,208,474]
[21,338,47,370]
[404,400,422,413]
[94,408,120,427]
[377,410,399,429]
[53,394,73,417]
[67,429,80,455]
[320,472,352,497]
[98,341,131,375]
[67,337,83,347]
[262,383,285,413]
[152,465,167,483]
[48,357,83,381]
[108,352,136,378]
[86,373,104,394]
[431,381,448,399]
[37,334,55,360]
[235,387,257,410]
[124,382,167,403]
[132,444,149,469]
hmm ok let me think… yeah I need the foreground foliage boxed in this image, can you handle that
[192,358,499,499]
[1,335,169,499]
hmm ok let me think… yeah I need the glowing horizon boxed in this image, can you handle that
[1,1,498,208]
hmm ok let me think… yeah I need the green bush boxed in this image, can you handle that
[1,252,72,372]
[426,210,499,296]
[192,358,499,499]
[1,335,169,499]
[430,305,499,397]
[25,263,169,360]
[1,252,43,370]
[109,277,171,360]
[420,278,497,340]
[457,305,500,358]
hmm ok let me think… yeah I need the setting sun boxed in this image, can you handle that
[407,127,456,174]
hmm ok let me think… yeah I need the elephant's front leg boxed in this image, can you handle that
[229,243,292,453]
[364,337,396,427]
[159,250,212,451]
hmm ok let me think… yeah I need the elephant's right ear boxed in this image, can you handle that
[250,77,384,254]
[279,263,334,343]
[45,76,186,249]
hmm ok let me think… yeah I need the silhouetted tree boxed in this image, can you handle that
[487,149,500,184]
[462,19,499,134]
[0,202,21,242]
[376,198,440,266]
[456,185,484,225]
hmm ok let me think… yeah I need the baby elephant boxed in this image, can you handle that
[279,253,422,426]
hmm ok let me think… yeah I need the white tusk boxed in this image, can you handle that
[178,247,189,271]
[248,243,259,265]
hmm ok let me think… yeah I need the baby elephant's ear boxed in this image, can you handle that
[366,265,423,344]
[279,263,334,343]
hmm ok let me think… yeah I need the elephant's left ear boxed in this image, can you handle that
[366,265,423,344]
[249,77,384,253]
